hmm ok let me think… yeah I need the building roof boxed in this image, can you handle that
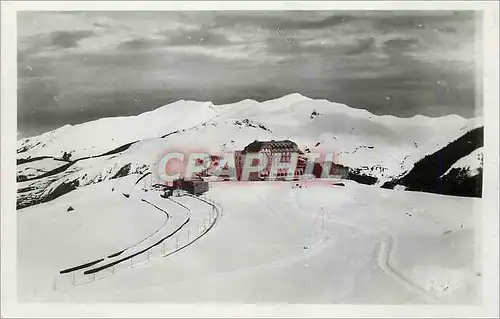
[242,140,299,153]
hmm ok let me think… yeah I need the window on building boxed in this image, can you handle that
[280,152,291,163]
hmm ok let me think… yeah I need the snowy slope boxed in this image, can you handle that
[16,94,482,208]
[17,100,219,160]
[444,147,483,177]
[18,175,168,295]
[19,180,480,304]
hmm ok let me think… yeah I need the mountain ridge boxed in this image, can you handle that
[16,94,483,209]
[18,93,474,142]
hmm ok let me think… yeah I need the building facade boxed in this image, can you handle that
[237,140,306,181]
[206,140,347,182]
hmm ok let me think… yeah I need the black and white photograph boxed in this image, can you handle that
[1,1,499,318]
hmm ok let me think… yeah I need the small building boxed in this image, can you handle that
[172,178,209,195]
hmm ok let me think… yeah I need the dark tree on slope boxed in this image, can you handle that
[311,161,377,185]
[42,179,80,203]
[382,126,483,197]
[440,167,483,197]
[111,163,132,179]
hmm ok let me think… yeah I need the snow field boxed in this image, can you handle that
[28,180,480,304]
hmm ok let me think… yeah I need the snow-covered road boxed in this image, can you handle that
[17,175,220,298]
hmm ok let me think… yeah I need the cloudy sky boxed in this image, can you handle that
[18,11,480,138]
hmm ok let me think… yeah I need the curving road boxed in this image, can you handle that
[56,190,220,289]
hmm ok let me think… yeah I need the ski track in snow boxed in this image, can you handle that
[289,185,438,303]
[377,234,439,304]
[324,213,438,303]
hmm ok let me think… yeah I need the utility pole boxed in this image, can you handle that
[320,206,324,233]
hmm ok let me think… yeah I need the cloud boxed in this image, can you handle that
[163,27,235,47]
[18,30,96,58]
[264,36,323,55]
[383,38,418,51]
[117,37,159,50]
[207,12,351,32]
[93,21,109,28]
[49,30,95,48]
[336,37,376,55]
[369,11,473,32]
[267,14,352,30]
[115,27,238,53]
[265,35,376,58]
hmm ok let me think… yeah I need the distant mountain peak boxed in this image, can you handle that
[267,93,312,103]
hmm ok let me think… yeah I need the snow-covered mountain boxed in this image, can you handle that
[382,125,483,197]
[16,93,483,208]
